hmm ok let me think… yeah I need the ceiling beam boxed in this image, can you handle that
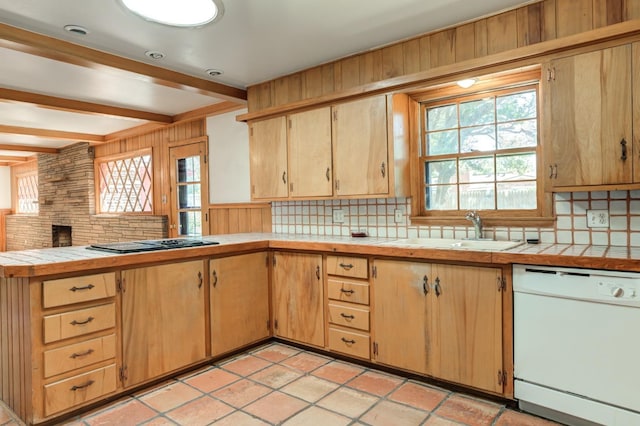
[173,101,246,122]
[0,124,105,143]
[0,88,173,123]
[0,22,247,103]
[0,155,30,162]
[0,144,58,154]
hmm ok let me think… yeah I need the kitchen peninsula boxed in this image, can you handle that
[2,233,640,425]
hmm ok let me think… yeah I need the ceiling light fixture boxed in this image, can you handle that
[456,78,477,89]
[121,0,224,27]
[64,25,89,35]
[145,50,166,60]
[205,69,223,77]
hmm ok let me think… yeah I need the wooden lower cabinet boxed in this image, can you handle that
[272,252,324,347]
[372,259,506,394]
[210,252,270,356]
[121,260,206,387]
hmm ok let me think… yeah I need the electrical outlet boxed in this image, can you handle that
[332,209,345,223]
[587,209,609,228]
[394,208,405,224]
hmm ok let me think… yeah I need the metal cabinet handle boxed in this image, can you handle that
[340,313,355,320]
[198,271,203,289]
[380,162,386,178]
[341,337,356,344]
[339,263,353,270]
[326,167,330,181]
[212,270,218,287]
[70,284,95,292]
[621,138,628,161]
[316,266,321,280]
[70,380,95,391]
[434,277,441,297]
[282,171,287,184]
[70,316,94,326]
[422,275,429,295]
[340,288,355,295]
[70,349,94,359]
[548,165,554,178]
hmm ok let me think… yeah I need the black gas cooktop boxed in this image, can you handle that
[87,238,219,254]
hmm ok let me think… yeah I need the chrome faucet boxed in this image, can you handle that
[465,210,483,240]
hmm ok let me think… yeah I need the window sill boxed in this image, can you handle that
[409,215,555,228]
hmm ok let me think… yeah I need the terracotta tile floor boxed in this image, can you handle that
[0,342,561,426]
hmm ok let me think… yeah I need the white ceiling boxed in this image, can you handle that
[0,0,532,162]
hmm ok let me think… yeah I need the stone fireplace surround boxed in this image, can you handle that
[5,143,167,251]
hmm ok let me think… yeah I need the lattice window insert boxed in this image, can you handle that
[97,152,152,213]
[17,172,38,214]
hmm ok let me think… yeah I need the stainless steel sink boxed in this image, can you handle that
[382,238,524,251]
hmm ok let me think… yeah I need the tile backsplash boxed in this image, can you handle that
[272,190,640,247]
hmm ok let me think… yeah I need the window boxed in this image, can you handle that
[418,78,543,220]
[16,171,38,214]
[96,149,153,213]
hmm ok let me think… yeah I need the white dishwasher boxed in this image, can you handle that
[513,264,640,426]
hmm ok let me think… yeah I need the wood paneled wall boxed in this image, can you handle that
[93,119,206,218]
[0,209,9,251]
[247,0,640,112]
[209,203,272,235]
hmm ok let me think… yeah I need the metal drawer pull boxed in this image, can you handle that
[70,380,95,391]
[70,284,95,292]
[326,167,330,181]
[70,349,94,359]
[70,316,94,326]
[339,263,354,270]
[341,337,356,344]
[340,313,355,319]
[316,266,320,280]
[340,288,355,295]
[198,271,203,289]
[434,278,442,297]
[380,162,386,178]
[422,275,429,295]
[212,270,218,287]
[621,138,628,161]
[282,171,287,184]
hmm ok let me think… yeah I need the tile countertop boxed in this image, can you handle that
[2,233,640,278]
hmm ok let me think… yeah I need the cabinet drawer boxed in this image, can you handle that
[328,328,370,359]
[43,273,117,308]
[44,364,117,417]
[328,303,370,331]
[327,278,369,305]
[43,303,116,344]
[326,256,368,279]
[44,334,116,378]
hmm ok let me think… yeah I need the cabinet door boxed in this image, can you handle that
[122,260,206,387]
[548,45,632,187]
[250,116,288,199]
[372,259,430,375]
[289,107,333,197]
[333,96,389,196]
[210,252,270,356]
[430,264,503,393]
[272,252,324,347]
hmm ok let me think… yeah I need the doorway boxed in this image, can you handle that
[169,141,209,237]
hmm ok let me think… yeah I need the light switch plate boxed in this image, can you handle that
[332,209,345,223]
[394,208,405,224]
[587,209,609,228]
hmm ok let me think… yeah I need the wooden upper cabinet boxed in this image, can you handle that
[332,95,389,196]
[546,44,633,188]
[210,252,270,356]
[121,260,206,388]
[272,252,324,348]
[288,107,333,197]
[250,116,288,199]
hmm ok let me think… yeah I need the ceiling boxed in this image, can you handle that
[0,0,531,164]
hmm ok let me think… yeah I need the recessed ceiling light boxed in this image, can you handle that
[206,69,223,77]
[456,78,477,89]
[64,25,89,36]
[145,50,166,60]
[121,0,224,27]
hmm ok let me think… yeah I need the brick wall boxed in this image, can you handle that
[5,143,167,251]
